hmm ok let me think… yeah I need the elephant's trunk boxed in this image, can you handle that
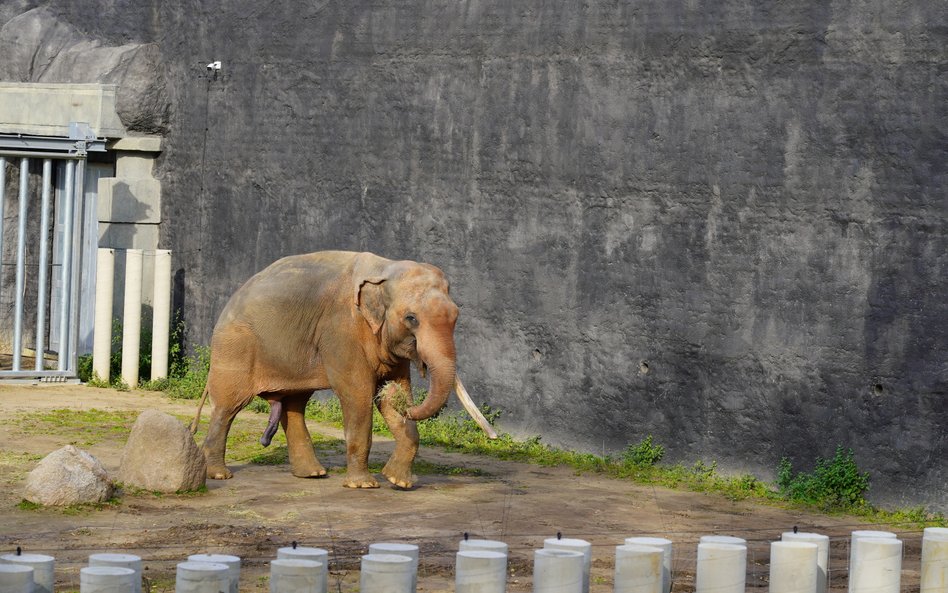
[405,337,456,421]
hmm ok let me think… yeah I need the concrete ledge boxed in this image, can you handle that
[0,83,126,138]
[109,136,162,152]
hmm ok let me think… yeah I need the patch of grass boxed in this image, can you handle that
[412,459,487,477]
[15,409,136,446]
[777,447,871,510]
[18,498,121,514]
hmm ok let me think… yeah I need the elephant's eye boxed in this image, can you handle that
[404,313,419,327]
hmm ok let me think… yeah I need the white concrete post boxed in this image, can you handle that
[781,532,829,593]
[80,566,135,593]
[533,549,584,593]
[624,537,673,593]
[695,543,746,593]
[700,536,747,547]
[543,538,591,593]
[769,541,818,593]
[368,543,418,592]
[849,538,901,593]
[277,546,328,593]
[270,559,323,593]
[921,527,948,593]
[174,561,229,593]
[120,249,143,388]
[456,550,507,593]
[847,531,896,593]
[360,554,414,593]
[0,554,54,593]
[151,249,172,381]
[460,540,509,555]
[614,544,663,593]
[92,248,116,382]
[89,554,142,593]
[187,554,240,593]
[0,564,33,593]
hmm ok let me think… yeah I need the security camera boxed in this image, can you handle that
[206,61,222,71]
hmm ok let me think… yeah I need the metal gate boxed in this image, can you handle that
[0,124,106,380]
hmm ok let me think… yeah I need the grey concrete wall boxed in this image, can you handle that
[2,1,944,509]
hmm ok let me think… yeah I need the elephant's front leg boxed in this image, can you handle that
[337,381,380,488]
[278,392,327,479]
[377,374,419,489]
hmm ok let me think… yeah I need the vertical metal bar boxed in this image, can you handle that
[12,158,29,371]
[35,159,52,371]
[67,158,86,373]
[56,160,75,371]
[0,156,6,311]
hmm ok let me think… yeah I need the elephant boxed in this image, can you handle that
[190,250,496,489]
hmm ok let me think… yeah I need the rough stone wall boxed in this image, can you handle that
[2,1,945,509]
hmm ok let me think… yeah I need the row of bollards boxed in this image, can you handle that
[0,527,946,593]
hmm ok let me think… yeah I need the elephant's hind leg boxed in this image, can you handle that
[279,392,328,478]
[204,399,242,480]
[377,376,419,489]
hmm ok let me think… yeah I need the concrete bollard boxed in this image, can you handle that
[850,538,901,593]
[780,532,829,593]
[80,566,136,593]
[175,562,229,593]
[120,249,144,388]
[460,540,509,556]
[0,554,54,593]
[456,550,507,593]
[769,541,818,593]
[695,543,746,593]
[360,554,414,593]
[624,537,673,593]
[847,531,896,593]
[543,538,591,593]
[700,536,747,547]
[89,553,142,593]
[614,544,663,593]
[270,559,323,593]
[921,527,948,593]
[276,546,329,593]
[368,543,418,592]
[533,549,584,593]
[0,564,34,593]
[187,554,240,593]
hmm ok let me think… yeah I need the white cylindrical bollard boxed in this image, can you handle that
[769,541,818,593]
[92,248,115,382]
[700,535,747,547]
[533,549,584,593]
[270,559,322,593]
[460,540,509,556]
[695,543,746,593]
[614,544,663,593]
[543,538,591,593]
[277,546,328,593]
[0,554,54,593]
[624,537,673,593]
[360,554,414,593]
[850,538,901,593]
[781,532,829,593]
[368,543,418,592]
[120,249,143,388]
[187,554,240,593]
[175,561,229,593]
[848,530,896,593]
[0,564,34,593]
[151,249,172,381]
[80,566,135,593]
[456,550,507,593]
[921,527,948,593]
[89,554,142,593]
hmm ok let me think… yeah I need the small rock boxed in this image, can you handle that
[118,409,206,492]
[24,445,113,506]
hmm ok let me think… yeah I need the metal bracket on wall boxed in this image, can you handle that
[0,124,106,159]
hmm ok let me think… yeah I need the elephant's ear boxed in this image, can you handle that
[353,253,389,335]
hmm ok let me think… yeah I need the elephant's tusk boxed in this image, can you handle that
[455,376,498,439]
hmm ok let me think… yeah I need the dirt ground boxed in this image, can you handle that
[0,385,925,592]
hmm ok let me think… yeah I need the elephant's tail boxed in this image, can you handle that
[189,386,210,435]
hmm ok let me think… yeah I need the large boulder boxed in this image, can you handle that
[119,410,206,493]
[24,445,113,506]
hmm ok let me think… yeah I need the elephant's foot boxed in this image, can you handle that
[207,464,233,480]
[291,461,328,479]
[342,470,380,489]
[381,461,416,489]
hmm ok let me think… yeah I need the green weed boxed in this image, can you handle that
[777,446,871,510]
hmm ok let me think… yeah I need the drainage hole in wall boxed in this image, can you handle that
[532,349,542,361]
[639,361,650,375]
[872,383,884,396]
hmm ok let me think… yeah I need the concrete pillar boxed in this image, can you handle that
[0,554,54,593]
[120,249,143,388]
[780,532,829,593]
[175,561,229,593]
[89,554,142,593]
[700,536,747,547]
[0,564,33,593]
[151,249,172,381]
[456,550,506,593]
[79,566,136,593]
[695,543,746,593]
[624,537,673,593]
[270,559,323,593]
[848,531,896,593]
[460,540,509,555]
[533,549,584,593]
[921,527,948,593]
[614,544,663,593]
[276,546,328,593]
[543,538,591,593]
[359,554,414,593]
[849,538,901,593]
[769,541,818,593]
[188,554,239,593]
[92,248,115,382]
[368,543,418,592]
